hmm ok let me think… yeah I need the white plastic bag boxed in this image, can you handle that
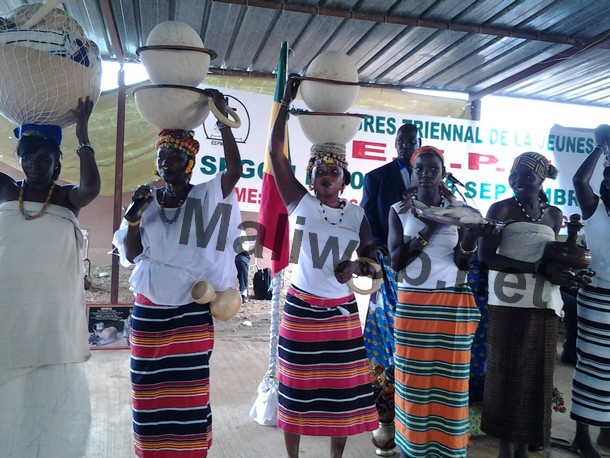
[249,375,278,426]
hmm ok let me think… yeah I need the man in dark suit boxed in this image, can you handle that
[361,123,421,248]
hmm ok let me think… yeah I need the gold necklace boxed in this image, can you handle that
[18,181,55,220]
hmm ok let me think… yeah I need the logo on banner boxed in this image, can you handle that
[202,94,251,143]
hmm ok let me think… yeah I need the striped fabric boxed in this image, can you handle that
[130,294,214,458]
[394,284,480,458]
[571,286,610,427]
[277,287,378,437]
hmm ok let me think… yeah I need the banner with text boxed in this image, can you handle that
[192,87,602,230]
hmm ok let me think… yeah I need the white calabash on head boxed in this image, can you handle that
[300,50,359,112]
[139,21,211,86]
[146,21,204,47]
[133,85,210,131]
[298,114,363,145]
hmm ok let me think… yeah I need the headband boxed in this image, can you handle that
[14,124,62,146]
[511,151,557,180]
[306,142,349,174]
[409,145,444,166]
[155,129,199,157]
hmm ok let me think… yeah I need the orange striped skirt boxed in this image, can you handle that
[394,284,479,457]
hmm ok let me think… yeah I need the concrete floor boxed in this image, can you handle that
[85,335,610,458]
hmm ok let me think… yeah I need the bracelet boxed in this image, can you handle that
[415,232,429,247]
[216,121,229,130]
[127,219,141,227]
[280,99,290,108]
[76,143,93,155]
[346,257,383,295]
[458,242,477,255]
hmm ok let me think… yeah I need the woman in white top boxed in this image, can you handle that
[269,76,378,458]
[570,124,610,458]
[113,89,242,458]
[480,152,577,457]
[388,146,488,458]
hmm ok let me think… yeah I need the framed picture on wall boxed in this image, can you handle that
[87,304,133,350]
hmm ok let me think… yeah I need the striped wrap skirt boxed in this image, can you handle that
[395,284,480,458]
[277,285,378,437]
[571,286,610,427]
[130,294,214,457]
[481,305,557,446]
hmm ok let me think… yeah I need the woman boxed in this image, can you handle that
[388,146,489,458]
[113,89,243,458]
[570,125,610,458]
[480,151,577,457]
[270,76,378,458]
[0,97,100,457]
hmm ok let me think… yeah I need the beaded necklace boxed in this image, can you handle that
[18,181,55,220]
[514,196,544,222]
[158,188,187,225]
[318,198,346,226]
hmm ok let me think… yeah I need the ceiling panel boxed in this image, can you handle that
[0,0,609,106]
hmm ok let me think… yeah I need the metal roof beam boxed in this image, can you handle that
[99,0,125,62]
[211,0,605,48]
[468,29,610,102]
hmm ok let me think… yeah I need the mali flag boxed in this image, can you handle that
[257,42,290,275]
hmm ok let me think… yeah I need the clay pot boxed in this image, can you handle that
[543,214,591,269]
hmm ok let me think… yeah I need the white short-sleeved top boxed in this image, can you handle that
[113,174,242,306]
[289,194,364,299]
[583,199,610,289]
[391,202,464,289]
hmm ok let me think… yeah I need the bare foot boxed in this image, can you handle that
[596,427,610,449]
[573,436,601,458]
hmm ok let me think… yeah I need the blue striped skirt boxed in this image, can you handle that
[571,285,610,427]
[130,295,214,457]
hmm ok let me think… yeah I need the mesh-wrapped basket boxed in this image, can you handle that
[0,5,102,128]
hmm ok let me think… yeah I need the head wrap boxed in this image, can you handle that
[409,145,444,166]
[155,129,199,157]
[155,129,199,176]
[511,151,558,180]
[14,124,62,146]
[306,142,349,175]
